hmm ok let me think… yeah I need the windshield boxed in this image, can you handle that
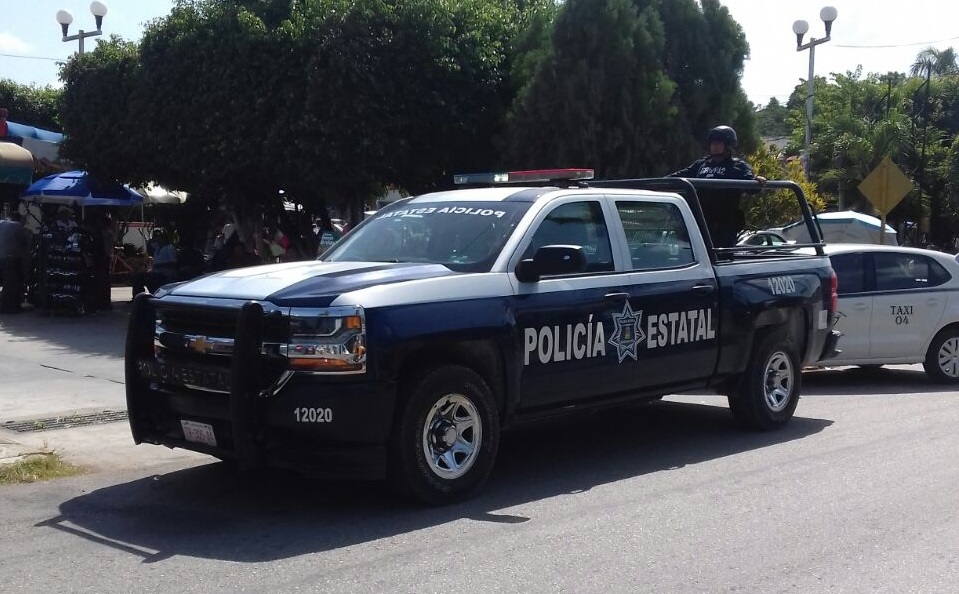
[323,201,531,272]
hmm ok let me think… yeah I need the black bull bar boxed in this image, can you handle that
[124,293,266,468]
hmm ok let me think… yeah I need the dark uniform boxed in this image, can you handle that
[668,126,757,248]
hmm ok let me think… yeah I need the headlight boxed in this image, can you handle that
[282,307,367,373]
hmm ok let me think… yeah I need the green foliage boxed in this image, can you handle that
[0,453,83,484]
[911,47,959,78]
[754,97,790,138]
[502,0,755,177]
[774,48,959,244]
[943,135,959,239]
[58,0,534,217]
[0,79,61,130]
[58,36,143,183]
[743,144,826,231]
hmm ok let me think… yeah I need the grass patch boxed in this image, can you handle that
[0,453,84,484]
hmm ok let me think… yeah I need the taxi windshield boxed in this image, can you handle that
[323,201,531,272]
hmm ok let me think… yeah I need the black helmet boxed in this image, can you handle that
[706,125,738,149]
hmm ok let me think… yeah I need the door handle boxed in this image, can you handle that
[691,283,715,296]
[926,299,940,307]
[604,292,630,301]
[853,303,869,311]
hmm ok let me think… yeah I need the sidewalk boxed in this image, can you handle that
[0,286,205,471]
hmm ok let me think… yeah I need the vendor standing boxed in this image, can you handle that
[131,229,177,298]
[0,212,30,313]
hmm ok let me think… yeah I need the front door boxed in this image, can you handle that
[869,252,949,359]
[512,199,635,409]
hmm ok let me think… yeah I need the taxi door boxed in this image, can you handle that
[869,252,949,358]
[510,198,637,409]
[829,252,874,360]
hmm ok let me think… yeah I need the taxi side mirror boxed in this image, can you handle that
[515,245,587,283]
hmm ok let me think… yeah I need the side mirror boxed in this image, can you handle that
[515,245,587,283]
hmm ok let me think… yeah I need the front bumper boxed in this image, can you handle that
[125,295,397,480]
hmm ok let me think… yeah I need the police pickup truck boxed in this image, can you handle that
[125,170,840,504]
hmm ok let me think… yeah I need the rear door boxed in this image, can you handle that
[830,252,873,361]
[611,197,720,389]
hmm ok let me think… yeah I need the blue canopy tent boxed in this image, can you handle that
[21,170,144,207]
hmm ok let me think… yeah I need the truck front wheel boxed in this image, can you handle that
[389,365,500,505]
[728,332,801,430]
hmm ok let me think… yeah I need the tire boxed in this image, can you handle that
[728,331,801,431]
[923,327,959,384]
[389,365,499,505]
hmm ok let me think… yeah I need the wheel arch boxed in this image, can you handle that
[392,339,509,421]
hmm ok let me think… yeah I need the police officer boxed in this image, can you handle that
[668,125,765,248]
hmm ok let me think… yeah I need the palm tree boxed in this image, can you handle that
[910,47,959,78]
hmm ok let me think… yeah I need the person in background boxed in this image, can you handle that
[131,229,177,298]
[0,212,31,313]
[316,214,341,256]
[176,235,206,280]
[668,125,766,248]
[266,225,290,262]
[53,205,78,232]
[225,241,261,269]
[85,213,114,311]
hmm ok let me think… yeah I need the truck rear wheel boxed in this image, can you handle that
[728,332,801,430]
[389,365,499,505]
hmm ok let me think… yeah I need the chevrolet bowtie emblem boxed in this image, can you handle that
[186,336,213,354]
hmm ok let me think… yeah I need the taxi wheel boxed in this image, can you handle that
[923,328,959,384]
[389,365,499,505]
[728,331,801,431]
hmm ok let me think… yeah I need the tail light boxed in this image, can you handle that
[828,270,838,314]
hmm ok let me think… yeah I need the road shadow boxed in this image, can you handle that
[0,301,130,359]
[41,401,831,563]
[802,366,950,396]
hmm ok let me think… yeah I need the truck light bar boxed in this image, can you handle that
[453,168,595,185]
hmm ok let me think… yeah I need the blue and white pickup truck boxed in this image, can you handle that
[125,172,840,504]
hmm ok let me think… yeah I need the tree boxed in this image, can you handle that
[755,97,790,138]
[502,0,755,178]
[59,0,528,224]
[743,143,826,231]
[59,36,143,182]
[910,47,959,78]
[0,79,61,130]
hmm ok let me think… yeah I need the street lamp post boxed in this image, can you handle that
[56,2,108,55]
[793,6,838,182]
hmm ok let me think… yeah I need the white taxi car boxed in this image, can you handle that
[810,244,959,382]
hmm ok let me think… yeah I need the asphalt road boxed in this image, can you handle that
[1,365,957,593]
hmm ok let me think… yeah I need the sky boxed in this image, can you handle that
[1,0,958,109]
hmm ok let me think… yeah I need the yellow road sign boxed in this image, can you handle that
[858,157,913,215]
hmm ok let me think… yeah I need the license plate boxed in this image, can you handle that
[180,420,217,447]
[138,359,231,393]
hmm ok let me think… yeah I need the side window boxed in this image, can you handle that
[616,201,695,270]
[874,252,949,291]
[524,201,613,273]
[830,253,865,295]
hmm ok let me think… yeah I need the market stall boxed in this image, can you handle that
[21,171,144,315]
